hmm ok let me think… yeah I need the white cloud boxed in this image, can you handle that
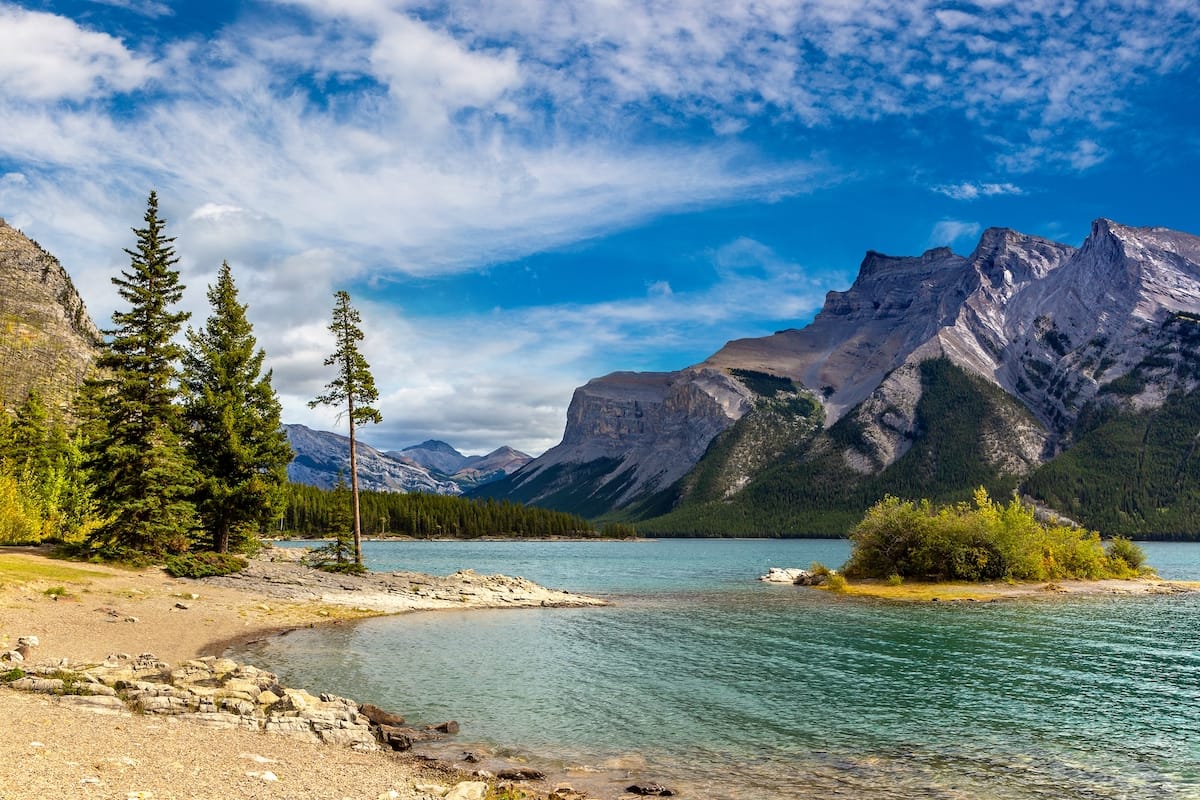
[1068,139,1107,171]
[0,5,154,101]
[88,0,174,18]
[933,181,1024,201]
[281,237,838,454]
[2,0,1199,452]
[928,219,981,248]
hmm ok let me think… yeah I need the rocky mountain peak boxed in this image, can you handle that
[405,439,463,456]
[0,219,101,415]
[494,218,1200,518]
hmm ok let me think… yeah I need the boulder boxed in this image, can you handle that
[793,570,829,586]
[625,784,675,796]
[759,567,806,583]
[497,768,545,781]
[56,694,127,714]
[445,782,488,800]
[359,702,405,727]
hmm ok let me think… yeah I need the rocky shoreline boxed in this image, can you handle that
[3,648,580,798]
[0,547,669,800]
[201,547,609,614]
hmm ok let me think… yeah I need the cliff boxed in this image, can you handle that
[0,219,101,415]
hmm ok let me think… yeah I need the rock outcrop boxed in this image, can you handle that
[0,219,101,415]
[0,652,479,753]
[477,369,753,514]
[490,219,1200,520]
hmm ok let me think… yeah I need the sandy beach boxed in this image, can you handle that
[0,547,606,800]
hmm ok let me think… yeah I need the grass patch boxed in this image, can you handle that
[0,555,107,585]
[819,580,1007,602]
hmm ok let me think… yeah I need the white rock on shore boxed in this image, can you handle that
[759,567,830,586]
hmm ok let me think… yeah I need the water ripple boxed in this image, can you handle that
[242,540,1200,800]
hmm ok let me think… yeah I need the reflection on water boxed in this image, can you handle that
[240,540,1200,799]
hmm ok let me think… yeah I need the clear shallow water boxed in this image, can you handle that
[238,540,1200,799]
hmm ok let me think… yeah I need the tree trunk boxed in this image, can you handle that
[348,397,363,567]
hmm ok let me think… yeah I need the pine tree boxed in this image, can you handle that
[9,391,51,475]
[85,191,197,558]
[309,291,381,570]
[182,261,293,553]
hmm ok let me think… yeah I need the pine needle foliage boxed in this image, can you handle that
[309,291,381,568]
[182,261,293,553]
[84,191,197,558]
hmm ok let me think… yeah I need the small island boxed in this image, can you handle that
[765,489,1200,602]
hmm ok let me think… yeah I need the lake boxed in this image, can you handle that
[232,539,1200,799]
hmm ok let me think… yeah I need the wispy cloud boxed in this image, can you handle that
[2,0,1199,451]
[933,181,1024,201]
[286,237,840,453]
[928,219,981,249]
[87,0,174,18]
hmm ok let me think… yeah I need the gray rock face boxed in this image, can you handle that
[0,219,101,415]
[505,368,753,507]
[501,219,1200,512]
[284,424,461,495]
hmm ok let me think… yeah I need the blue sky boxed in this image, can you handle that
[2,1,1200,455]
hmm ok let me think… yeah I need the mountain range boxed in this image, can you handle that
[284,425,530,494]
[6,211,1199,537]
[477,219,1200,537]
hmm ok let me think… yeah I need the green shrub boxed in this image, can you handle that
[163,551,248,578]
[315,560,368,575]
[826,573,848,593]
[1106,537,1147,573]
[1,668,24,682]
[844,489,1146,582]
[810,561,832,577]
[886,573,903,586]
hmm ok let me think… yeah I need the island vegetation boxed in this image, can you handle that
[840,488,1150,583]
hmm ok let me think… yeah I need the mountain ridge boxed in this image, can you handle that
[286,425,530,494]
[481,218,1200,536]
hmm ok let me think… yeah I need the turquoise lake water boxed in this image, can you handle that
[234,540,1200,799]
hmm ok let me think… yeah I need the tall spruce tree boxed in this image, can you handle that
[85,191,196,558]
[309,291,381,570]
[182,261,293,553]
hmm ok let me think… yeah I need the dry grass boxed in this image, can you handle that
[813,577,1200,602]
